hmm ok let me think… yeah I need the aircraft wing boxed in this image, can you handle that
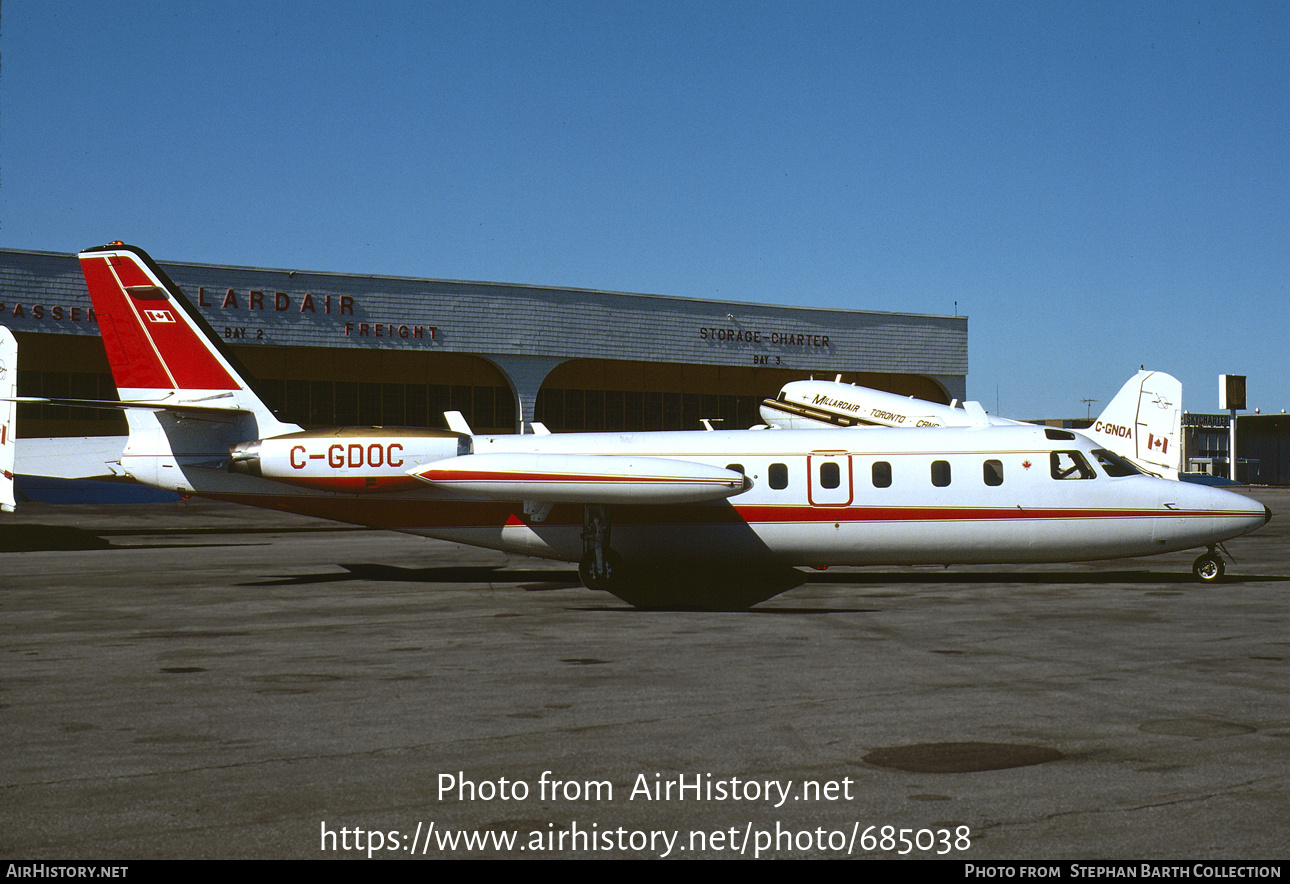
[409,452,750,504]
[13,395,257,419]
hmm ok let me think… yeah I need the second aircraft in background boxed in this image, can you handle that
[760,371,1183,479]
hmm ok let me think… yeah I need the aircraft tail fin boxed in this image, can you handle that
[1087,370,1182,478]
[77,243,298,438]
[1,326,16,511]
[77,243,301,491]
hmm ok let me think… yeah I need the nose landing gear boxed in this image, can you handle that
[1192,547,1226,582]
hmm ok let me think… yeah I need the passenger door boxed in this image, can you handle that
[807,451,852,506]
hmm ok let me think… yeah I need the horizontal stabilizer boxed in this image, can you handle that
[409,453,750,504]
[15,436,129,480]
[10,395,250,419]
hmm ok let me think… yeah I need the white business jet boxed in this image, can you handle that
[8,244,1268,608]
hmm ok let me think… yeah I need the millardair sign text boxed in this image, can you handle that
[197,287,355,314]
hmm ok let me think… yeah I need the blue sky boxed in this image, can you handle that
[2,1,1285,418]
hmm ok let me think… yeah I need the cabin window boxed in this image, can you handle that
[1051,450,1096,480]
[1091,449,1142,477]
[769,462,789,489]
[820,461,840,489]
[931,460,951,487]
[983,459,1004,486]
[726,463,744,474]
[872,461,892,488]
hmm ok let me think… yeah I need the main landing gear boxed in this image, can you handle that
[579,504,618,591]
[1192,546,1226,583]
[575,503,802,609]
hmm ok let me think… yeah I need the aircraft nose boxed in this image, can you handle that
[1265,504,1273,525]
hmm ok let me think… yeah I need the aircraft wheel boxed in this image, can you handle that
[1192,553,1225,582]
[578,550,623,591]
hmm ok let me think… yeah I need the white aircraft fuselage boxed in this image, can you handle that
[18,242,1267,607]
[206,423,1264,568]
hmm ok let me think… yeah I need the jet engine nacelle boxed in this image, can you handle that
[230,428,466,493]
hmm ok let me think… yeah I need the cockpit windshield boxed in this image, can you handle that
[1051,450,1096,480]
[1091,448,1145,477]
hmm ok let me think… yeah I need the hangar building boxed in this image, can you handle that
[0,247,968,437]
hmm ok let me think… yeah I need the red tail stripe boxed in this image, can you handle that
[82,257,174,390]
[81,254,241,391]
[108,254,154,288]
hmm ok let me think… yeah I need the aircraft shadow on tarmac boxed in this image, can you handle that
[238,562,1287,592]
[0,523,277,552]
[802,569,1289,585]
[0,524,113,552]
[235,563,879,613]
[5,523,1281,594]
[240,563,584,590]
[226,561,1286,616]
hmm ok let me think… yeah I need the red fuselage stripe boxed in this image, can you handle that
[420,470,731,485]
[198,493,1249,531]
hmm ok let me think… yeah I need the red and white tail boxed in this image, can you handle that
[78,242,297,437]
[78,243,300,491]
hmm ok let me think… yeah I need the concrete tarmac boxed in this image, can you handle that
[2,490,1287,860]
